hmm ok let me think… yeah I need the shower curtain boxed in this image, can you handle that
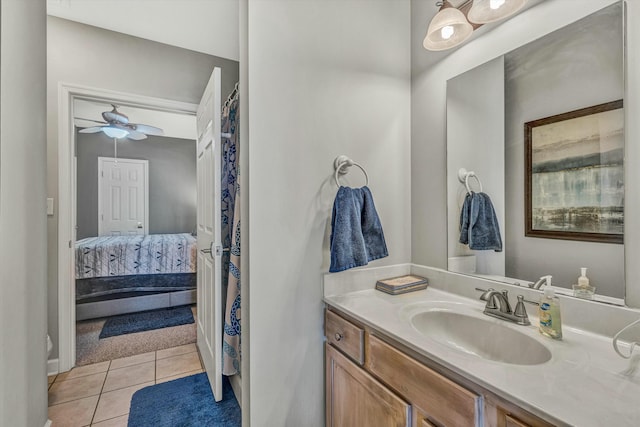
[221,89,241,375]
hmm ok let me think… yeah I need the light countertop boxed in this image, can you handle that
[324,286,640,427]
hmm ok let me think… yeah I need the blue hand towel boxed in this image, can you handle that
[329,186,388,273]
[459,192,502,252]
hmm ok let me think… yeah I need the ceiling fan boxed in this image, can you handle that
[78,104,164,140]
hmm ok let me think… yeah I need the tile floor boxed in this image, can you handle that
[48,343,203,427]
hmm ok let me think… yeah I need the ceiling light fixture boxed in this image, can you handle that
[468,0,526,24]
[102,126,130,139]
[424,0,526,51]
[423,1,474,51]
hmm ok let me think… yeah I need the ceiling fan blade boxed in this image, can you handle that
[79,126,105,134]
[126,130,148,140]
[75,117,107,124]
[131,123,164,136]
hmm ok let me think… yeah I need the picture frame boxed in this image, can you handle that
[525,100,624,244]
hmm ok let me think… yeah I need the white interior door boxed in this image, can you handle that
[196,67,223,401]
[98,157,149,236]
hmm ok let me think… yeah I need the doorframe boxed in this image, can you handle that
[97,157,150,236]
[57,82,198,372]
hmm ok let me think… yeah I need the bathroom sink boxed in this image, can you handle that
[409,310,551,365]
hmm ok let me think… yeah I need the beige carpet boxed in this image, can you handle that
[76,306,197,366]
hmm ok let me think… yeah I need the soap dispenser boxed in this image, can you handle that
[573,267,596,300]
[539,278,562,340]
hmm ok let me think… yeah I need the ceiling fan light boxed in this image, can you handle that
[103,126,130,139]
[468,0,526,24]
[423,7,473,51]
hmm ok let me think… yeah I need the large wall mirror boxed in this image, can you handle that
[446,2,624,302]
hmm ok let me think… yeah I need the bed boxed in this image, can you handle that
[75,233,197,320]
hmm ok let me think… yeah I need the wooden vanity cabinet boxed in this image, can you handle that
[325,307,556,427]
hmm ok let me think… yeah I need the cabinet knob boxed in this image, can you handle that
[334,332,343,342]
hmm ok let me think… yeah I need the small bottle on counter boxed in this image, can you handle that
[539,279,562,340]
[572,267,596,300]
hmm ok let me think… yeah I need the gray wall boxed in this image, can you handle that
[47,16,239,359]
[76,131,196,239]
[0,1,48,426]
[504,4,624,297]
[246,0,411,425]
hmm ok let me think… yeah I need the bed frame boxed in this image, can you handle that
[74,233,198,321]
[76,289,196,321]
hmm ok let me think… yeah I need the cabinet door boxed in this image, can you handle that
[326,343,410,427]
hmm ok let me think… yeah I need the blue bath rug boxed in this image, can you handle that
[99,306,194,339]
[128,374,241,427]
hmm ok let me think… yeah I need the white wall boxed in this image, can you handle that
[47,0,240,61]
[246,0,411,424]
[0,1,48,426]
[411,0,625,282]
[47,16,239,359]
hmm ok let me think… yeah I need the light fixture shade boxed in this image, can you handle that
[103,126,129,139]
[423,7,474,51]
[467,0,526,24]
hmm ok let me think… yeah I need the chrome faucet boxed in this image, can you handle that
[530,275,552,290]
[476,288,531,326]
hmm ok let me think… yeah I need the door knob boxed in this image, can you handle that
[137,222,143,229]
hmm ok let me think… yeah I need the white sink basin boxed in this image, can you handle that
[409,309,552,365]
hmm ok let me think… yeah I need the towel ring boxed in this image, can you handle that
[458,168,483,194]
[334,155,369,188]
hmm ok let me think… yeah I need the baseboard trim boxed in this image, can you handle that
[48,358,59,376]
[44,419,52,427]
[229,374,242,408]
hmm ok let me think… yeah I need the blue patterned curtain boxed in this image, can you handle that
[221,91,241,375]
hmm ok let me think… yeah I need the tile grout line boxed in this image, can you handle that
[89,413,127,427]
[98,360,157,394]
[109,355,156,371]
[48,371,108,407]
[88,360,111,426]
[53,363,111,384]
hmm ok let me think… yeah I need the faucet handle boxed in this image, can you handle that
[513,295,529,319]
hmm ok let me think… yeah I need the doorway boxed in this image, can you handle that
[71,96,201,368]
[58,85,199,369]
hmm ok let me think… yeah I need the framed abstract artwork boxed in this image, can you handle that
[525,100,624,244]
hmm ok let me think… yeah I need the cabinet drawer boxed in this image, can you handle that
[367,335,480,427]
[325,309,364,365]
